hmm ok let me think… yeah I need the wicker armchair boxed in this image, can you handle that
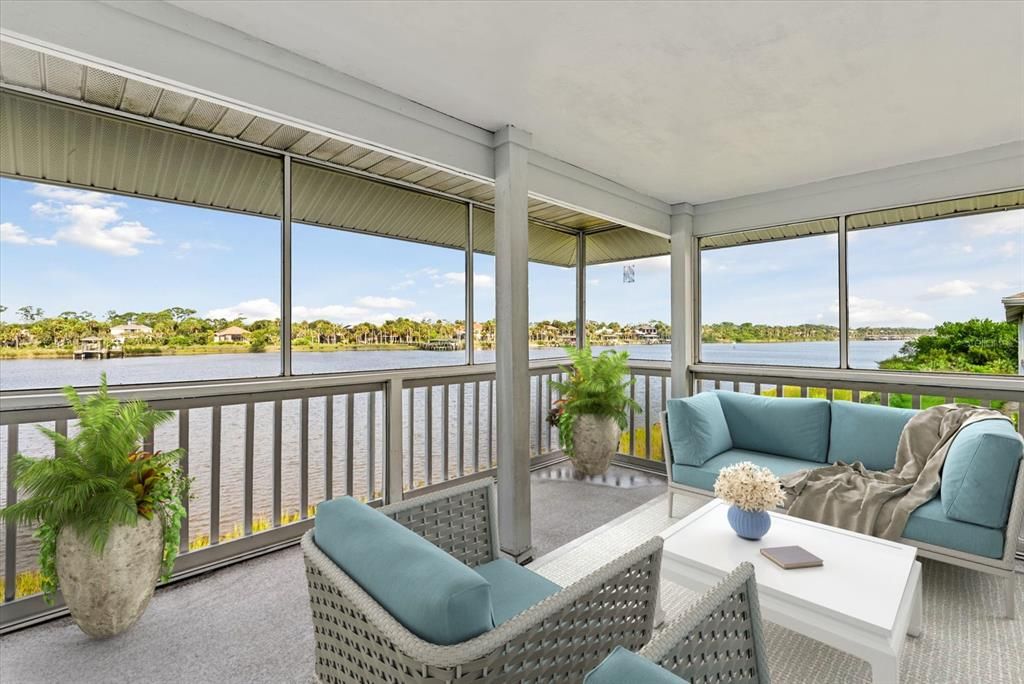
[638,561,770,684]
[302,479,663,683]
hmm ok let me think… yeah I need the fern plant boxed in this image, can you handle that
[547,346,642,458]
[0,374,189,603]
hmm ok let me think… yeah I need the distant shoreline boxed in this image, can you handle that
[0,338,908,361]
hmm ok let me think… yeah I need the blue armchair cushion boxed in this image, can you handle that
[714,391,830,463]
[828,401,917,471]
[474,558,560,625]
[584,646,689,684]
[314,496,493,645]
[666,393,733,466]
[940,418,1023,529]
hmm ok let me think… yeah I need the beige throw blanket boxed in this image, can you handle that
[780,404,1009,540]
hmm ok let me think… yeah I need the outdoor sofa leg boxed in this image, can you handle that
[1003,573,1017,620]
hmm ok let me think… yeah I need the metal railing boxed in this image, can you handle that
[619,361,673,466]
[0,360,576,631]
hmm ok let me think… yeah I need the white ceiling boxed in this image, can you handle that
[170,1,1024,205]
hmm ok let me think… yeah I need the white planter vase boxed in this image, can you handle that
[56,514,164,638]
[572,414,621,476]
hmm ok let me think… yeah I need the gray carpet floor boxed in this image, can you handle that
[0,464,665,684]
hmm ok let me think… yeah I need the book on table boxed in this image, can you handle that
[760,545,823,569]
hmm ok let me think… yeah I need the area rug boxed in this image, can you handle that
[531,492,1024,684]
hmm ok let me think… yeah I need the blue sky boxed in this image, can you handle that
[1,178,1020,327]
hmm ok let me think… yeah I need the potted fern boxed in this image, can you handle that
[0,374,188,637]
[548,346,641,475]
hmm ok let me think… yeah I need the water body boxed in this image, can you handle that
[0,340,904,572]
[0,341,904,390]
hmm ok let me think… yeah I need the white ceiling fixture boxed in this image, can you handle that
[167,0,1024,205]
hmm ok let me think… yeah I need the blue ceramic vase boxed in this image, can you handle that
[727,505,771,541]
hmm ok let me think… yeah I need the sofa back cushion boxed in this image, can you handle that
[828,401,917,471]
[314,496,493,645]
[666,392,733,466]
[714,391,830,463]
[941,418,1024,529]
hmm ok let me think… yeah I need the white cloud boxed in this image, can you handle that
[30,184,114,206]
[432,272,493,288]
[30,187,159,256]
[830,297,932,327]
[176,240,229,255]
[389,279,416,291]
[921,279,978,299]
[208,298,281,321]
[0,222,56,246]
[998,240,1018,258]
[294,304,370,322]
[206,298,440,326]
[356,296,415,309]
[587,278,600,286]
[966,211,1024,237]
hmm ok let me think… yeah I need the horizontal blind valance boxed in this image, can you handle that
[847,190,1024,230]
[0,91,283,217]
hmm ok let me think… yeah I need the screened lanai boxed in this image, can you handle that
[0,3,1023,683]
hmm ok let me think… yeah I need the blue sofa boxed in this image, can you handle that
[663,391,1024,618]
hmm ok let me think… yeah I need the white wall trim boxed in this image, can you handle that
[0,0,670,235]
[688,141,1024,236]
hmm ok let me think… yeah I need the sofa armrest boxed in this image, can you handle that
[381,479,498,567]
[640,561,771,683]
[303,531,663,682]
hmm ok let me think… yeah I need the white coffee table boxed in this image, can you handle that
[661,499,922,684]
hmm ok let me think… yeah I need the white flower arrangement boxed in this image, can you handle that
[713,461,785,512]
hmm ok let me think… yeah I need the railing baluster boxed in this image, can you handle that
[243,403,254,536]
[272,399,283,528]
[345,393,355,497]
[5,424,19,603]
[825,387,833,401]
[473,381,481,472]
[534,374,542,457]
[406,388,414,489]
[55,419,68,438]
[211,405,222,543]
[442,383,450,481]
[714,379,721,390]
[644,375,652,459]
[880,391,889,407]
[143,429,155,455]
[457,382,465,476]
[542,374,551,454]
[324,395,334,501]
[367,392,376,500]
[629,378,637,457]
[300,397,309,519]
[178,408,189,552]
[488,379,494,467]
[912,394,922,410]
[425,385,433,485]
[800,385,808,398]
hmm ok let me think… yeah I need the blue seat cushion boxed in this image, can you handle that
[671,448,821,491]
[474,558,560,625]
[584,646,688,684]
[666,393,733,466]
[941,418,1023,529]
[902,498,1005,559]
[314,497,493,645]
[829,401,917,471]
[714,391,830,463]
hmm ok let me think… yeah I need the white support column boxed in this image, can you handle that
[670,206,695,397]
[576,232,587,349]
[494,125,533,563]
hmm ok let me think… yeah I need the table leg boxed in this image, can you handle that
[908,572,923,638]
[869,653,900,684]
